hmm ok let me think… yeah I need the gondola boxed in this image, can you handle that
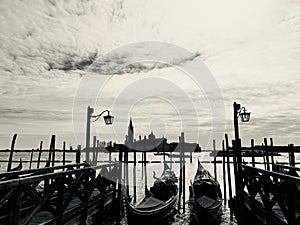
[189,160,222,224]
[127,163,178,225]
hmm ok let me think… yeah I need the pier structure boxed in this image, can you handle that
[226,102,300,225]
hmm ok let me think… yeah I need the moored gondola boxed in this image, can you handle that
[189,160,222,224]
[127,163,178,225]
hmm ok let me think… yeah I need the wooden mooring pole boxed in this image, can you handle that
[62,141,66,167]
[76,145,81,168]
[37,141,43,169]
[29,148,34,169]
[93,136,96,166]
[222,140,227,205]
[225,134,233,220]
[182,132,186,214]
[133,149,137,203]
[270,138,274,169]
[51,135,56,167]
[144,151,147,195]
[213,139,217,181]
[178,136,182,212]
[251,139,255,167]
[7,133,17,172]
[289,144,295,167]
[264,138,270,171]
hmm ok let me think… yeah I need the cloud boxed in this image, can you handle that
[0,0,300,147]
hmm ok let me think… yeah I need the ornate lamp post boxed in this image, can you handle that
[233,101,251,223]
[233,102,251,145]
[85,106,114,162]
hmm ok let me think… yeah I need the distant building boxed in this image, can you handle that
[123,118,201,153]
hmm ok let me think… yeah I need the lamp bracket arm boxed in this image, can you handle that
[237,107,246,117]
[91,110,110,122]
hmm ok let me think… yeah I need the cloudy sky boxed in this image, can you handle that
[0,0,300,149]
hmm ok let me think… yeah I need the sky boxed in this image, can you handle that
[0,0,300,149]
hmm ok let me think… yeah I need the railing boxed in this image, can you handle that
[239,165,300,225]
[0,163,120,225]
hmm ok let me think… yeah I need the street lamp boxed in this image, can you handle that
[233,102,251,142]
[233,101,251,223]
[85,106,114,163]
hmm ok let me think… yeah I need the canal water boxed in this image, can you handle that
[0,150,298,224]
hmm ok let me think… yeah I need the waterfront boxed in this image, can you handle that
[1,148,298,224]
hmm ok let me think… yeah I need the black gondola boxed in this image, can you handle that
[189,160,222,224]
[127,163,178,225]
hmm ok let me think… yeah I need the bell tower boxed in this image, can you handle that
[125,117,134,145]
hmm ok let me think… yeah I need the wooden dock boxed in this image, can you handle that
[1,131,300,225]
[0,162,121,225]
[227,137,300,225]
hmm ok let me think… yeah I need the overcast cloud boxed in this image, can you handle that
[0,0,300,148]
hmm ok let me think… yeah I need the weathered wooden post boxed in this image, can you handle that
[93,136,97,166]
[45,135,55,190]
[85,106,94,163]
[178,135,183,212]
[289,144,295,167]
[124,147,129,197]
[29,148,34,169]
[144,151,147,195]
[133,149,137,203]
[141,151,144,179]
[37,141,43,168]
[264,138,270,170]
[47,135,56,167]
[76,145,81,168]
[270,138,274,169]
[213,139,217,181]
[225,134,233,220]
[182,132,186,214]
[222,140,227,205]
[7,133,17,172]
[63,141,66,167]
[251,139,255,167]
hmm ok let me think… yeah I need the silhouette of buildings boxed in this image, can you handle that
[84,118,201,153]
[122,118,201,153]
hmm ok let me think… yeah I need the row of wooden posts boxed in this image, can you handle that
[2,132,300,224]
[5,134,81,172]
